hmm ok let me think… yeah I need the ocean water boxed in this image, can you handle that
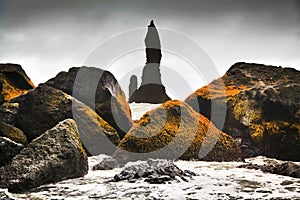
[1,103,300,199]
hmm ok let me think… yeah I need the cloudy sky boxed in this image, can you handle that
[0,0,299,99]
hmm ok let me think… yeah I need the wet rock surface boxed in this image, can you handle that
[0,119,88,193]
[185,62,300,161]
[45,66,133,139]
[110,159,197,184]
[239,161,300,179]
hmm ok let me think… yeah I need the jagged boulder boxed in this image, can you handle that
[0,119,88,192]
[114,100,242,163]
[0,137,24,167]
[45,66,133,139]
[0,64,34,102]
[185,62,300,160]
[11,84,119,156]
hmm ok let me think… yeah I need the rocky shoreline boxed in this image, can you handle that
[0,61,299,193]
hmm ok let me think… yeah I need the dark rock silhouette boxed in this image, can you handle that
[129,20,171,103]
[185,62,300,161]
[0,64,35,102]
[45,67,133,139]
[0,119,88,193]
[128,75,138,100]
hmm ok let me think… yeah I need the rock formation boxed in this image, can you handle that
[45,66,133,139]
[0,82,3,105]
[129,20,171,103]
[0,64,34,102]
[113,100,242,163]
[109,159,197,184]
[10,84,120,156]
[185,62,300,161]
[0,119,88,193]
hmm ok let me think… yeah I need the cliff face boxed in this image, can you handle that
[185,62,300,161]
[129,20,171,103]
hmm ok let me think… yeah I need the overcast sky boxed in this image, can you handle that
[0,0,299,99]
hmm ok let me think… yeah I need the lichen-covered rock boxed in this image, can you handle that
[0,119,88,193]
[114,100,242,162]
[185,62,300,160]
[0,64,34,102]
[0,137,23,167]
[0,121,27,145]
[11,84,119,156]
[45,67,133,139]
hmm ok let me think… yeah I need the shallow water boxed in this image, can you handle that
[2,156,300,200]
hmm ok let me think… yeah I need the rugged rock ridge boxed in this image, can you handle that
[45,66,133,139]
[185,62,300,161]
[129,20,171,103]
[0,64,34,103]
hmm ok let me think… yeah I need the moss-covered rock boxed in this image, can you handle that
[0,121,27,145]
[45,67,133,139]
[185,62,300,161]
[0,119,88,192]
[11,84,120,156]
[114,100,242,162]
[0,64,34,102]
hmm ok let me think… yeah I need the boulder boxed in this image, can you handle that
[0,137,23,167]
[110,159,197,184]
[45,66,133,139]
[185,63,300,161]
[0,119,88,193]
[239,161,300,178]
[0,64,34,102]
[0,82,4,105]
[114,100,242,163]
[11,84,120,156]
[0,121,27,145]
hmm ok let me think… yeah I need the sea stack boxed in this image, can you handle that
[129,20,171,103]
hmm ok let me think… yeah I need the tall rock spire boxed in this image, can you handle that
[129,20,171,103]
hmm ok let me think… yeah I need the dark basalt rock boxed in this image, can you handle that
[239,161,300,178]
[0,119,88,193]
[0,136,23,167]
[0,64,34,102]
[45,66,133,139]
[129,20,171,104]
[92,157,121,170]
[11,84,120,156]
[114,100,243,163]
[185,62,300,161]
[110,159,197,184]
